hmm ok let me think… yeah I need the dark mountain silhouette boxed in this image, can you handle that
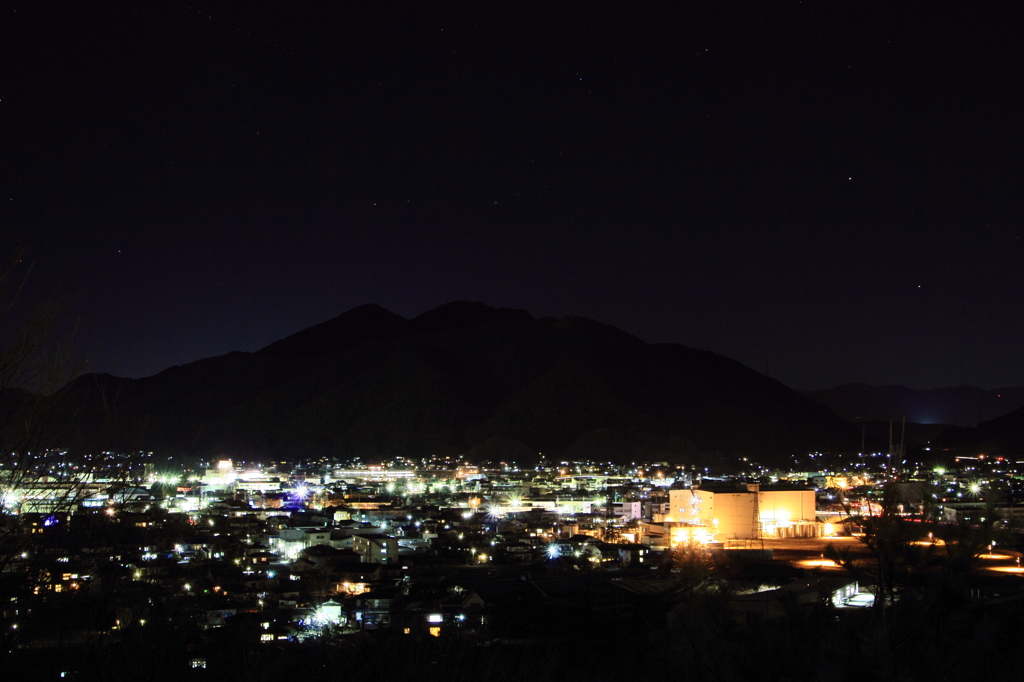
[259,303,408,360]
[933,406,1024,458]
[843,421,949,452]
[798,384,1024,427]
[64,302,857,467]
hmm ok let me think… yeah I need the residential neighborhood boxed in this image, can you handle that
[3,450,1024,677]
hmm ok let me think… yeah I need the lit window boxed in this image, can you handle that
[429,626,441,637]
[427,614,443,623]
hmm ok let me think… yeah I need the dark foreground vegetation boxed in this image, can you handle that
[5,581,1024,682]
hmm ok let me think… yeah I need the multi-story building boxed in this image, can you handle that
[667,483,817,540]
[352,533,399,563]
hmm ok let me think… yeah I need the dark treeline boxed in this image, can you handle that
[5,587,1022,682]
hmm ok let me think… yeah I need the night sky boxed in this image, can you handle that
[4,2,1022,390]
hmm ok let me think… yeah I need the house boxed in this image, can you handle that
[247,550,279,566]
[327,567,376,596]
[352,533,399,564]
[396,590,490,637]
[353,590,398,629]
[726,577,859,624]
[299,544,361,572]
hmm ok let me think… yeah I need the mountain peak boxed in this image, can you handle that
[258,304,408,359]
[410,301,533,334]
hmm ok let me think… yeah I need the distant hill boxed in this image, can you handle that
[63,302,857,467]
[933,406,1024,458]
[798,384,1024,427]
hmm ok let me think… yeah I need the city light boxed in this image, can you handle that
[670,526,713,546]
[5,449,1018,665]
[798,558,841,568]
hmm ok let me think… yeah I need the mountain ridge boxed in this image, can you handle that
[798,383,1024,427]
[63,302,859,466]
[933,405,1024,457]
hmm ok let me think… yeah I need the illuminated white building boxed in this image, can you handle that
[202,460,237,490]
[1,479,105,514]
[667,484,817,540]
[520,498,596,514]
[333,469,415,482]
[235,476,282,493]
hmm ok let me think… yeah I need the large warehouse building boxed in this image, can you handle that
[667,483,818,540]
